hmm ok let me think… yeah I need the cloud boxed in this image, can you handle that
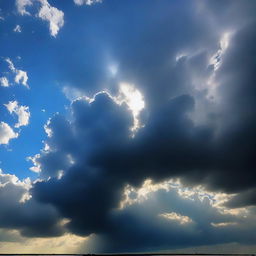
[14,70,28,87]
[224,188,256,208]
[0,122,18,145]
[73,0,102,6]
[0,77,9,87]
[2,0,256,252]
[159,212,193,225]
[13,24,22,33]
[15,0,64,37]
[16,0,33,15]
[0,169,64,237]
[0,232,86,254]
[4,101,30,128]
[37,0,64,37]
[0,59,31,147]
[78,180,256,253]
[5,58,29,88]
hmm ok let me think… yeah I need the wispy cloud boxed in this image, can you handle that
[13,24,22,33]
[73,0,102,6]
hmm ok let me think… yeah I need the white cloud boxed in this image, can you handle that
[5,58,29,88]
[16,0,64,37]
[211,222,237,227]
[13,25,22,33]
[118,83,145,132]
[5,58,15,72]
[0,77,9,87]
[4,101,30,128]
[37,0,64,37]
[209,31,232,72]
[0,169,31,202]
[14,69,28,87]
[159,212,193,225]
[0,122,18,145]
[62,86,85,101]
[16,0,33,15]
[27,154,41,173]
[74,0,102,6]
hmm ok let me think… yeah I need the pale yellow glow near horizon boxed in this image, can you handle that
[0,232,87,254]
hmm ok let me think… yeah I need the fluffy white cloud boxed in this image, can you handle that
[38,0,64,37]
[0,122,18,145]
[118,83,145,132]
[15,0,33,15]
[0,77,9,87]
[16,0,64,37]
[13,25,22,33]
[4,101,30,128]
[5,58,29,88]
[14,70,28,87]
[27,154,41,173]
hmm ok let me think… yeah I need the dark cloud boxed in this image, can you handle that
[2,0,255,252]
[0,172,64,237]
[32,92,133,236]
[81,188,256,253]
[225,188,256,208]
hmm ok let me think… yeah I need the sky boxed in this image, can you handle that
[0,0,256,253]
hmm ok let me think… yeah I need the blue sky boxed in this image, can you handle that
[1,0,256,253]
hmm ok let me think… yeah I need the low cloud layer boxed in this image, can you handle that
[0,170,64,237]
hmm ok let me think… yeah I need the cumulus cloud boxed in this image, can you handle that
[0,169,64,237]
[14,70,28,87]
[0,77,9,87]
[0,122,18,145]
[5,58,29,88]
[37,0,64,37]
[79,180,256,253]
[4,101,30,128]
[16,0,33,15]
[25,1,256,251]
[2,0,256,252]
[15,0,64,37]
